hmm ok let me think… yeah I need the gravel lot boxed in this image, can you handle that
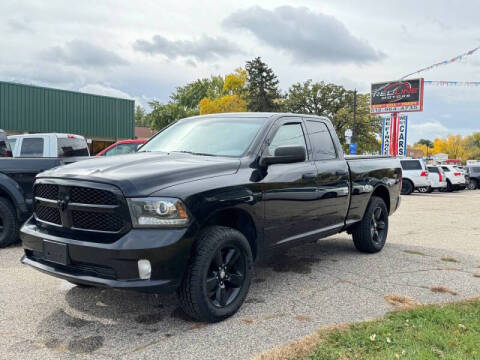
[1,191,480,360]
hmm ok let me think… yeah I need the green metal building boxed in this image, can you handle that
[0,81,134,140]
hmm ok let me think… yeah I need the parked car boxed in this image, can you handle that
[440,165,466,191]
[0,130,13,157]
[21,113,401,322]
[466,165,480,190]
[0,134,90,248]
[400,159,430,195]
[424,166,447,192]
[8,133,90,158]
[96,139,147,156]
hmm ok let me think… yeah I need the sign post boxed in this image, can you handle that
[371,78,424,156]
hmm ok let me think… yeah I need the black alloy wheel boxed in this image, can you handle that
[178,226,253,322]
[206,245,246,308]
[370,206,387,247]
[352,196,389,253]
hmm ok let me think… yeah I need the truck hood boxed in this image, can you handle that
[38,152,241,197]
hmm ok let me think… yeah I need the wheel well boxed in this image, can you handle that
[372,185,390,214]
[205,208,258,260]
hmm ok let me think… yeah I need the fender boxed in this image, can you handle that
[0,173,29,220]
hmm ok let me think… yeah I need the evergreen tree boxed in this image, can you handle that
[245,57,281,112]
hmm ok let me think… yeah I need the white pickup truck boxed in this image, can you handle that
[8,133,90,158]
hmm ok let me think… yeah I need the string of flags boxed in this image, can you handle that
[401,46,480,79]
[425,80,480,87]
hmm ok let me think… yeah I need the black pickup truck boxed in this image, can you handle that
[0,157,88,247]
[21,113,401,322]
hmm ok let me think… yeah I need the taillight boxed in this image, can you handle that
[439,173,442,182]
[454,172,461,176]
[67,134,75,138]
[420,171,428,177]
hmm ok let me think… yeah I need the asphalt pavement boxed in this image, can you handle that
[1,191,480,360]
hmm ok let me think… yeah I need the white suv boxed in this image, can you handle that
[400,159,430,195]
[440,165,466,192]
[425,166,447,192]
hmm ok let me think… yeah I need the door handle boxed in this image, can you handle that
[302,172,317,180]
[335,170,347,176]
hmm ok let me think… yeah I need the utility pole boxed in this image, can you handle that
[352,89,357,143]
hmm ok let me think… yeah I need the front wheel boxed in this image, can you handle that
[352,196,389,253]
[178,226,253,323]
[0,197,18,248]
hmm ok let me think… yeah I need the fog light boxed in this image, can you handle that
[138,259,151,280]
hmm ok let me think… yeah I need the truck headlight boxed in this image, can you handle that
[127,197,189,228]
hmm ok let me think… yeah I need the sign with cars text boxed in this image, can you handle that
[397,115,408,156]
[381,114,408,156]
[370,78,424,114]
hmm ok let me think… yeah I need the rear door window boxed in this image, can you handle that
[441,166,450,172]
[305,121,337,160]
[427,167,439,173]
[400,160,422,170]
[19,138,44,157]
[57,137,89,157]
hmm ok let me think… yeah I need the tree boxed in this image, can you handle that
[412,139,434,157]
[198,95,247,115]
[284,80,350,118]
[170,76,224,110]
[134,105,147,127]
[245,57,281,112]
[147,101,198,131]
[416,139,434,148]
[332,93,382,154]
[223,68,247,98]
[432,135,468,161]
[284,81,381,153]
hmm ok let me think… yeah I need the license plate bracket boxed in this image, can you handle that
[43,240,69,266]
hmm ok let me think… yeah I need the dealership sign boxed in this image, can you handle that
[382,114,408,156]
[371,78,424,114]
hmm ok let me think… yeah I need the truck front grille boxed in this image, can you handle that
[72,210,124,232]
[33,180,130,237]
[35,205,61,225]
[70,187,118,205]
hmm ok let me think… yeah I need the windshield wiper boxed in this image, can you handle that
[171,150,216,157]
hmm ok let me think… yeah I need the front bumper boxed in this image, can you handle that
[20,217,196,293]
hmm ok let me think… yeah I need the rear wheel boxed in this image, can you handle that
[352,196,388,253]
[178,226,253,322]
[446,180,453,192]
[467,179,478,190]
[0,197,18,248]
[418,186,430,193]
[401,179,414,195]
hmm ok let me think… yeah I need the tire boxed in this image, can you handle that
[67,281,93,288]
[178,226,253,323]
[352,196,389,253]
[467,179,478,190]
[401,179,414,195]
[446,180,453,192]
[427,187,434,193]
[0,197,18,248]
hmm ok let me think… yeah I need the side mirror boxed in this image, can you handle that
[260,145,306,166]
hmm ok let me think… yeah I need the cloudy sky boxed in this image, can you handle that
[1,0,479,143]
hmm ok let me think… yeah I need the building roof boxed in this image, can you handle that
[135,126,156,139]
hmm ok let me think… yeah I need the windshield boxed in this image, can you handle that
[139,117,267,157]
